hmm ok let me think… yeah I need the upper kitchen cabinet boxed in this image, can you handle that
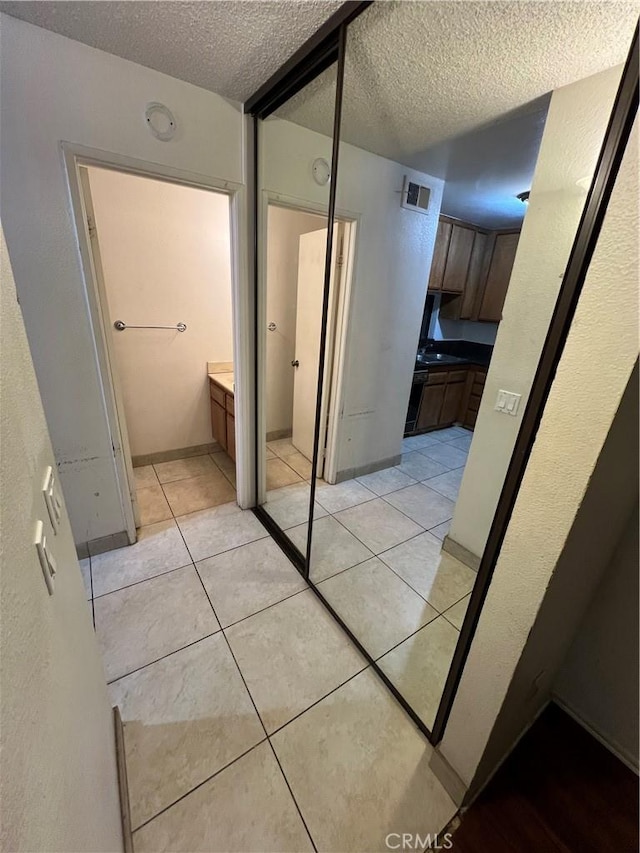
[477,231,520,322]
[442,223,476,293]
[435,215,520,323]
[427,219,452,291]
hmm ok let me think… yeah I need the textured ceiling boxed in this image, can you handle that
[2,0,637,228]
[0,0,344,103]
[278,1,639,226]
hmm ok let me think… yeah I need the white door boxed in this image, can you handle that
[79,167,140,532]
[292,225,339,473]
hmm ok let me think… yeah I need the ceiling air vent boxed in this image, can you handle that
[401,176,431,215]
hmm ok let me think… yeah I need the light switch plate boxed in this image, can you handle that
[35,519,56,595]
[495,389,522,416]
[42,465,62,533]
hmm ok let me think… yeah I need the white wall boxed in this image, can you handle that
[87,167,233,457]
[447,64,624,559]
[0,225,123,852]
[262,120,444,476]
[430,301,499,346]
[438,108,638,790]
[0,14,243,544]
[266,204,326,436]
[554,506,639,771]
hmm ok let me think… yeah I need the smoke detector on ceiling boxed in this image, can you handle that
[401,176,431,214]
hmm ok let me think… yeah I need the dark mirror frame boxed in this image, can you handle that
[247,2,639,744]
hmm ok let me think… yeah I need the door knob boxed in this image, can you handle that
[291,360,300,368]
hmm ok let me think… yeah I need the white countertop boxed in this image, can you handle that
[208,372,234,394]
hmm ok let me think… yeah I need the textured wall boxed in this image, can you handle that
[87,167,233,457]
[439,113,638,787]
[448,64,623,559]
[0,225,123,851]
[554,506,639,771]
[0,14,243,544]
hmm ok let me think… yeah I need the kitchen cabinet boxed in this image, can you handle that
[460,366,487,429]
[431,216,519,323]
[478,232,520,322]
[416,367,467,430]
[210,377,235,461]
[427,219,452,291]
[442,224,475,294]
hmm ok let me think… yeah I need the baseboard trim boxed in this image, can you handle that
[335,455,402,484]
[266,428,292,442]
[80,530,130,558]
[552,694,639,775]
[113,706,133,853]
[429,748,468,807]
[442,534,481,572]
[132,442,221,467]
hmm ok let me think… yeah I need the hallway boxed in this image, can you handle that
[81,484,458,850]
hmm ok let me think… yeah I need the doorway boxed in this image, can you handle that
[263,201,355,502]
[76,163,238,538]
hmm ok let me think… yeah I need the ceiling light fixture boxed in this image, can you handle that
[517,191,530,204]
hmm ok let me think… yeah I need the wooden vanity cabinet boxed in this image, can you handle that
[209,378,235,461]
[460,366,488,429]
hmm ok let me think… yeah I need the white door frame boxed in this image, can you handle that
[259,191,358,494]
[61,143,252,543]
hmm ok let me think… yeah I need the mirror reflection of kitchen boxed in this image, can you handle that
[280,1,629,732]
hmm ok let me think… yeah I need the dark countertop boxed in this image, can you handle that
[414,339,493,372]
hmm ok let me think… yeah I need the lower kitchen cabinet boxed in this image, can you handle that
[460,367,488,429]
[416,383,446,430]
[416,367,467,430]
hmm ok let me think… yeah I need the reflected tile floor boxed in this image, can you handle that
[85,433,473,850]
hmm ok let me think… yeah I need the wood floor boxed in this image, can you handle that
[452,703,639,852]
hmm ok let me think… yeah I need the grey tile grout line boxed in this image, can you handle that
[191,548,319,853]
[105,626,221,685]
[130,738,269,836]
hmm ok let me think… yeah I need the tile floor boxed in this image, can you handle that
[77,431,476,851]
[265,425,476,730]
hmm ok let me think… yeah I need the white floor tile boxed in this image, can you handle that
[95,566,219,682]
[133,465,159,489]
[444,594,471,630]
[197,538,306,627]
[430,426,470,443]
[288,515,374,583]
[383,484,454,530]
[133,742,313,853]
[91,520,191,597]
[262,482,327,530]
[271,669,456,852]
[423,467,465,501]
[334,498,423,554]
[378,617,460,729]
[396,451,449,481]
[267,438,299,459]
[402,433,442,452]
[225,589,365,733]
[356,466,416,496]
[154,454,216,484]
[110,634,264,830]
[379,533,476,612]
[319,558,438,658]
[447,434,473,452]
[420,442,468,470]
[177,503,266,563]
[314,479,377,514]
[430,520,451,541]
